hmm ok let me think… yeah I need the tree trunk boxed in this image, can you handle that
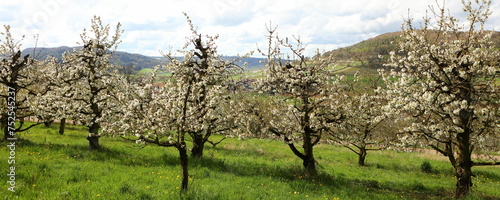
[87,122,100,150]
[302,126,317,176]
[59,118,66,135]
[454,131,473,198]
[3,125,9,141]
[303,154,317,176]
[191,133,205,158]
[269,109,318,176]
[43,120,53,128]
[358,147,367,166]
[3,96,14,140]
[87,135,100,150]
[2,116,8,141]
[452,106,474,198]
[178,142,189,191]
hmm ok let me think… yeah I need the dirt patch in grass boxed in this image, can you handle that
[416,148,500,163]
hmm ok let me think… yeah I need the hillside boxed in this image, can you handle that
[22,47,266,71]
[152,56,266,71]
[325,31,401,62]
[324,30,500,69]
[23,46,166,71]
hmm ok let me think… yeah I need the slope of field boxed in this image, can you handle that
[1,123,499,199]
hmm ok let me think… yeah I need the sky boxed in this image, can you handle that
[1,0,500,57]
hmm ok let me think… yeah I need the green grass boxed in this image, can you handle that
[1,123,499,199]
[137,68,171,77]
[137,68,155,74]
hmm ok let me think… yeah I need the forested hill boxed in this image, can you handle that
[22,46,161,70]
[324,32,401,61]
[324,30,500,67]
[22,46,266,71]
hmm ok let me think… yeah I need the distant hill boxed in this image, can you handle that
[22,46,266,71]
[324,30,500,68]
[224,56,266,71]
[23,46,166,71]
[21,31,500,74]
[325,31,401,62]
[152,56,266,71]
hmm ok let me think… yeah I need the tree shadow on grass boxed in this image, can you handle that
[191,144,500,200]
[187,154,456,199]
[8,138,497,199]
[11,138,180,167]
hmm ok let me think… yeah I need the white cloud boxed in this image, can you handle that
[1,0,498,57]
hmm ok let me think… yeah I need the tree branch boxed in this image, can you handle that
[207,136,226,147]
[16,122,42,132]
[473,161,500,166]
[268,127,306,159]
[429,144,450,157]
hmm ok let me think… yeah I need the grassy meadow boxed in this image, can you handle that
[1,123,499,200]
[137,68,171,77]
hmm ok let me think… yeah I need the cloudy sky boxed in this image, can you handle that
[1,0,499,57]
